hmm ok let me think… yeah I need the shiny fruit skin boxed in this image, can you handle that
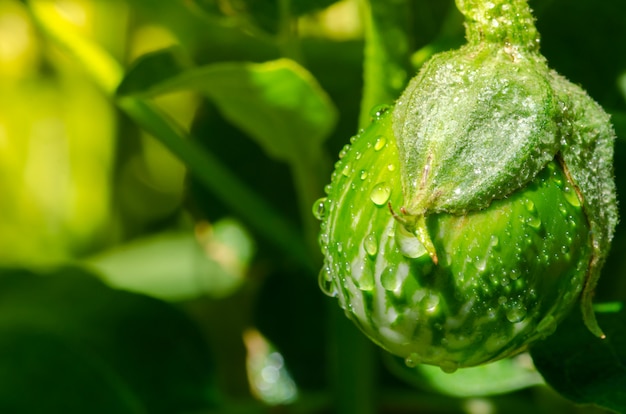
[318,108,592,370]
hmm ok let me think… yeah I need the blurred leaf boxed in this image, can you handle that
[385,353,543,398]
[0,74,115,263]
[118,98,315,271]
[358,0,412,126]
[119,50,337,166]
[531,302,626,413]
[87,219,254,301]
[117,47,193,97]
[0,267,217,413]
[187,0,340,35]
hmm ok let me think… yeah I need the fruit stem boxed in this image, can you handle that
[414,215,439,265]
[455,0,540,51]
[388,203,439,265]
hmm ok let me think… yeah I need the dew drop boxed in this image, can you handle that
[354,263,375,291]
[338,144,350,159]
[405,352,421,368]
[370,104,390,119]
[363,233,378,256]
[552,174,563,188]
[370,182,391,206]
[318,266,337,297]
[381,266,400,291]
[563,185,581,207]
[342,163,351,177]
[360,170,368,180]
[439,361,459,374]
[474,255,488,273]
[336,242,343,253]
[374,136,387,151]
[506,302,527,323]
[422,292,440,313]
[312,197,327,221]
[387,164,396,171]
[524,199,535,213]
[490,235,499,247]
[527,215,542,230]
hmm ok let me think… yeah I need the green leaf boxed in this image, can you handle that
[117,98,316,272]
[358,0,412,127]
[530,302,626,413]
[186,0,340,34]
[0,267,217,413]
[384,353,544,398]
[119,50,337,166]
[86,220,254,301]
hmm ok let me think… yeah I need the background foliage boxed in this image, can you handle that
[1,0,626,413]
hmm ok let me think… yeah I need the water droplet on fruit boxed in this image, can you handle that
[422,292,440,313]
[405,352,422,367]
[370,104,390,119]
[318,266,337,297]
[354,262,374,291]
[342,163,351,177]
[370,183,391,206]
[381,266,400,291]
[312,197,327,221]
[439,361,459,374]
[490,235,499,247]
[527,215,542,230]
[563,185,581,207]
[374,136,386,151]
[396,225,427,258]
[336,242,343,253]
[364,233,378,256]
[474,255,488,273]
[506,302,527,323]
[338,144,350,159]
[552,174,563,188]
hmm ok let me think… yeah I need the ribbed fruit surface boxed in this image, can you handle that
[317,108,593,371]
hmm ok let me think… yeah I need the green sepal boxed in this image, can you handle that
[392,45,560,216]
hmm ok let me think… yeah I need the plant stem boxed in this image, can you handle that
[328,305,377,414]
[455,0,539,50]
[357,0,412,127]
